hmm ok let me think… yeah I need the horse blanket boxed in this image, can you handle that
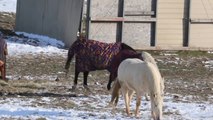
[69,38,121,72]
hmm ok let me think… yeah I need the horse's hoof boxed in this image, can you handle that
[55,77,59,81]
[107,84,111,90]
[106,102,115,108]
[70,85,76,92]
[83,85,91,91]
[145,95,150,101]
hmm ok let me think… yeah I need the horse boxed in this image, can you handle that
[109,51,159,104]
[0,32,8,80]
[65,37,138,91]
[107,49,143,90]
[109,58,164,120]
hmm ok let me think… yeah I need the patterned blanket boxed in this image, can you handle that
[69,39,121,72]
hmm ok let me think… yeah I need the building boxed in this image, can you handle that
[15,0,213,50]
[86,0,213,50]
[15,0,84,48]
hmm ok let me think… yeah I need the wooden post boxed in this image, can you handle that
[183,0,190,47]
[86,0,91,39]
[117,0,124,42]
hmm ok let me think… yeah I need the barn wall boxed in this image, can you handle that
[15,0,84,48]
[88,0,156,49]
[88,0,120,43]
[15,0,213,50]
[189,0,213,48]
[122,0,154,49]
[156,0,185,47]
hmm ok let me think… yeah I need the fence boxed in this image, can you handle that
[86,0,213,50]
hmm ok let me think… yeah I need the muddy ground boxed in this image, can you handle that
[0,50,212,103]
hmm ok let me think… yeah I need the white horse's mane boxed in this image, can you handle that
[142,51,158,68]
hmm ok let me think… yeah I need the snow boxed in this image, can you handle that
[0,0,17,13]
[0,95,213,120]
[1,1,213,120]
[7,32,67,57]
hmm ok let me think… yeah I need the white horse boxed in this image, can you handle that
[109,51,161,105]
[110,58,164,120]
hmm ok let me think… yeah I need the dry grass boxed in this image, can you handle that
[11,81,45,89]
[0,80,8,86]
[0,12,15,30]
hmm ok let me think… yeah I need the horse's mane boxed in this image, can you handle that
[121,43,136,52]
[142,52,158,68]
[146,62,162,92]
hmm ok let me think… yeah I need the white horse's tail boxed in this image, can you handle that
[142,52,158,68]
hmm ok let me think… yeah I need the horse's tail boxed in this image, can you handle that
[110,79,121,106]
[121,43,136,52]
[65,41,77,74]
[142,51,158,68]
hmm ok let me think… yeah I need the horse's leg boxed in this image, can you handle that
[128,90,134,107]
[3,61,6,80]
[2,64,5,80]
[72,70,80,91]
[121,87,131,116]
[107,73,114,90]
[145,93,150,101]
[83,71,90,91]
[0,61,5,80]
[135,95,141,117]
[0,66,3,79]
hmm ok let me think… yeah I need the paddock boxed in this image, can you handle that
[1,43,212,119]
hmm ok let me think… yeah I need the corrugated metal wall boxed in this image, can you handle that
[189,0,213,48]
[15,0,83,48]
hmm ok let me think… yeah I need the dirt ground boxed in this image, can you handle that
[0,12,213,108]
[0,50,211,103]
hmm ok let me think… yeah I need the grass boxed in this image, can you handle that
[11,81,45,89]
[0,80,8,86]
[36,118,47,120]
[176,50,213,57]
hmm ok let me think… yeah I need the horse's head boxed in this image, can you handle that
[151,93,163,120]
[151,77,164,120]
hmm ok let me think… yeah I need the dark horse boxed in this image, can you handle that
[65,37,140,90]
[107,50,143,89]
